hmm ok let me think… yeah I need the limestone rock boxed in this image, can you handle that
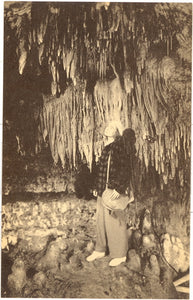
[7,233,18,247]
[161,233,189,273]
[132,229,142,249]
[69,256,83,270]
[134,284,143,299]
[142,233,156,249]
[1,231,18,250]
[8,258,27,294]
[33,271,47,288]
[27,236,50,253]
[36,237,68,271]
[152,199,190,253]
[1,236,9,250]
[127,249,141,272]
[160,267,178,299]
[149,255,160,277]
[86,241,94,252]
[144,255,160,280]
[56,237,68,251]
[142,209,152,234]
[17,235,49,253]
[67,182,75,194]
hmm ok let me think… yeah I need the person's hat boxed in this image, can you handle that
[104,121,123,137]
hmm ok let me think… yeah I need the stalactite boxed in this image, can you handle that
[40,82,96,169]
[4,2,191,191]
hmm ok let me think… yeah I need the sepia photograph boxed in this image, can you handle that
[1,1,192,298]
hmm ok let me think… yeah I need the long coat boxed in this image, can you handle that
[95,138,130,197]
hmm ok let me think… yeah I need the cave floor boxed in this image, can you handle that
[1,193,189,299]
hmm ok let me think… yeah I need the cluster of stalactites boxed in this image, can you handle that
[5,2,191,96]
[5,2,191,188]
[39,82,95,170]
[39,55,190,189]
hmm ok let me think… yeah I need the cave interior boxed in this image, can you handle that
[1,2,192,299]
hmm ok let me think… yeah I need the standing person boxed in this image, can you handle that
[86,122,132,267]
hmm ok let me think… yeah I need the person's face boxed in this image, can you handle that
[104,135,114,146]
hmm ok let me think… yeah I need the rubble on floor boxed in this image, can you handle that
[1,194,190,299]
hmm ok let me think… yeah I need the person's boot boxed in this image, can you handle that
[86,251,105,262]
[109,256,126,267]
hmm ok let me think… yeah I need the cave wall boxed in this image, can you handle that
[3,2,191,201]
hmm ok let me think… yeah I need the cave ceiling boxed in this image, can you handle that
[3,2,192,191]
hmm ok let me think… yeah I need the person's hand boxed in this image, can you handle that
[109,189,120,200]
[93,189,98,197]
